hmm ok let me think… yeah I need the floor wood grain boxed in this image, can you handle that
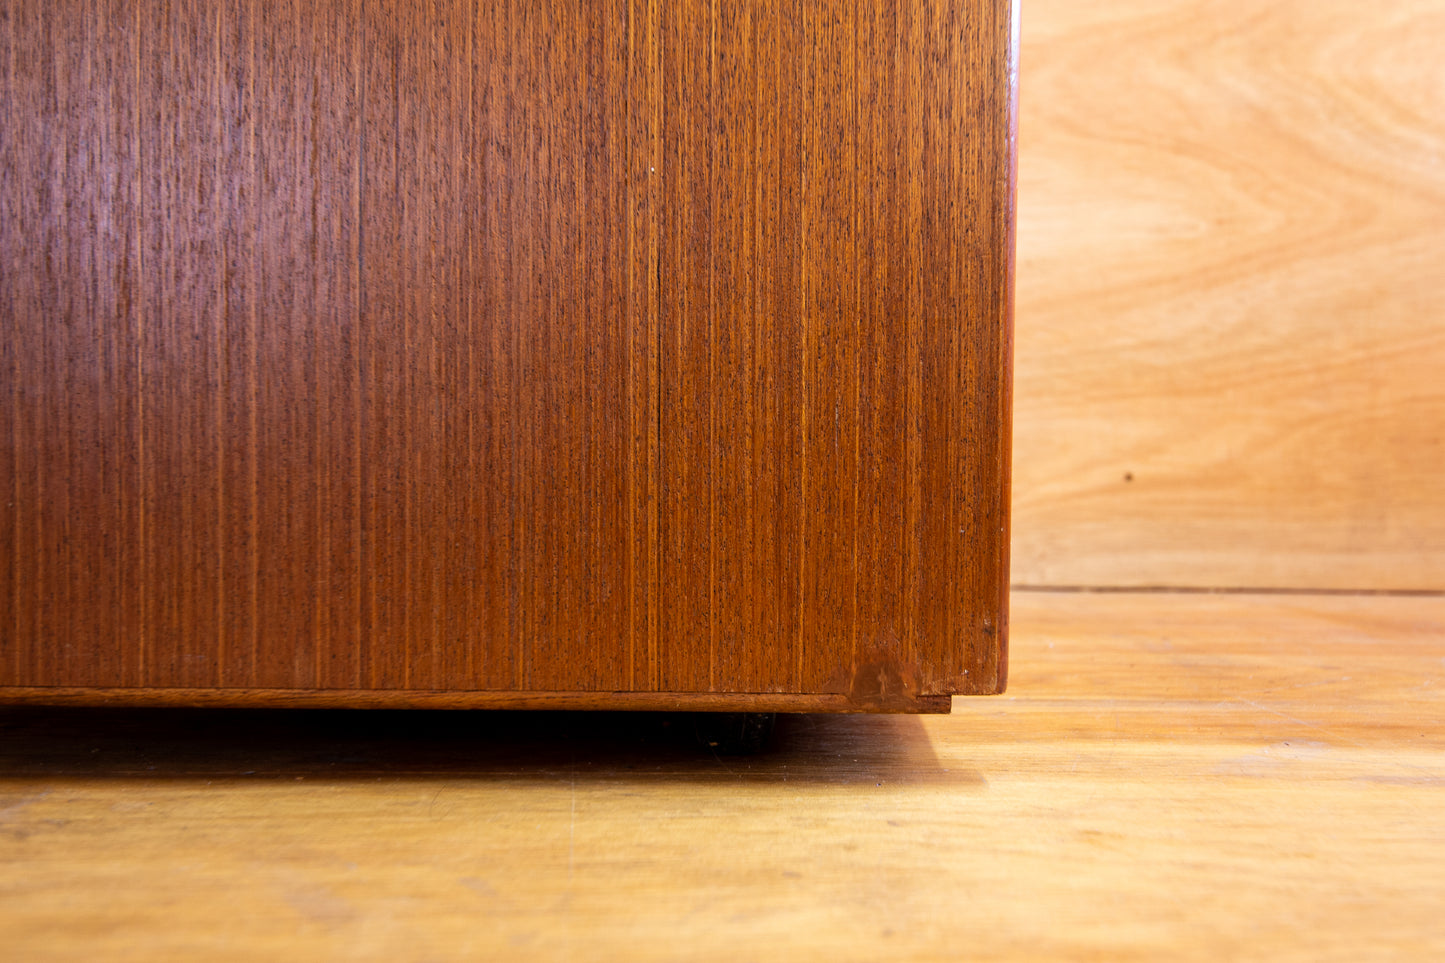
[3,591,1441,960]
[1014,0,1445,590]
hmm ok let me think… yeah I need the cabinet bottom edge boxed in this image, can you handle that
[0,686,955,714]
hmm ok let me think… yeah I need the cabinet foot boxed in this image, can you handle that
[692,712,777,755]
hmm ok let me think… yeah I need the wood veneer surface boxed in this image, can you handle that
[0,1,1014,701]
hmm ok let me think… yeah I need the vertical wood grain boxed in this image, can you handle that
[623,0,661,692]
[253,0,317,688]
[709,0,755,692]
[356,0,405,689]
[467,0,501,689]
[310,0,364,690]
[856,0,914,682]
[750,0,807,695]
[3,1,44,684]
[0,0,1012,702]
[916,0,964,695]
[470,0,520,690]
[799,0,861,692]
[656,0,710,693]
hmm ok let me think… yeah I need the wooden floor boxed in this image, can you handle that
[3,591,1442,960]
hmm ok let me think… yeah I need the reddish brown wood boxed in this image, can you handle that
[0,0,1014,711]
[0,686,951,713]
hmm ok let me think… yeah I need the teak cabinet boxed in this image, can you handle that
[1,0,1015,715]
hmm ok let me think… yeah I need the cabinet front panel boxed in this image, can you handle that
[1,0,1013,703]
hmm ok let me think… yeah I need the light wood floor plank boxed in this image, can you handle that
[2,591,1441,960]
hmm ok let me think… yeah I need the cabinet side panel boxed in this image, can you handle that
[854,0,922,692]
[912,0,1012,695]
[653,0,1012,698]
